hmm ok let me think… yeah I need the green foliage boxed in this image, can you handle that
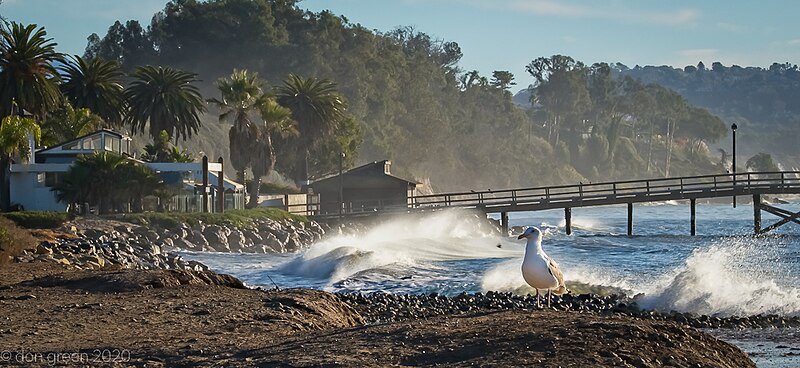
[40,102,103,147]
[124,65,206,142]
[209,69,299,207]
[52,152,166,214]
[59,55,124,126]
[0,113,41,210]
[276,74,348,185]
[84,3,733,190]
[746,153,780,172]
[1,211,70,229]
[0,216,36,265]
[0,22,63,119]
[259,181,301,194]
[142,130,193,163]
[123,207,308,230]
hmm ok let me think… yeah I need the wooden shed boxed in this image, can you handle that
[308,160,417,214]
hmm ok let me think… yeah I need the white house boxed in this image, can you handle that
[9,129,244,212]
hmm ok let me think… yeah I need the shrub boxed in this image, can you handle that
[1,211,70,229]
[0,217,37,266]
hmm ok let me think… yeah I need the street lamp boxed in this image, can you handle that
[731,123,737,208]
[338,152,345,215]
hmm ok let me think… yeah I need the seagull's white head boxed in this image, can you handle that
[517,226,542,241]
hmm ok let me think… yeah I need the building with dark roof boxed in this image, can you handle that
[307,160,417,215]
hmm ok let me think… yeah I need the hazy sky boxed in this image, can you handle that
[3,0,800,86]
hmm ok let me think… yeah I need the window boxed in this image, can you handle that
[45,172,62,187]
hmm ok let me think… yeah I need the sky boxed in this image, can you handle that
[3,0,800,87]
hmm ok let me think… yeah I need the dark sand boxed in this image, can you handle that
[0,263,754,367]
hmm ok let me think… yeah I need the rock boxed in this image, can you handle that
[263,233,284,253]
[35,243,53,255]
[227,230,249,252]
[189,230,210,250]
[203,225,230,252]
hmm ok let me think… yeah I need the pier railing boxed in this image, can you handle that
[288,171,800,217]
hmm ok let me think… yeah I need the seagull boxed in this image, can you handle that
[518,227,566,308]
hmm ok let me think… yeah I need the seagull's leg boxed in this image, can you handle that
[547,289,551,308]
[535,289,541,308]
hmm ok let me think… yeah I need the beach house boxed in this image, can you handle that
[306,160,417,215]
[8,129,244,212]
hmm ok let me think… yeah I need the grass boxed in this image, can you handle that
[0,217,37,266]
[122,207,308,230]
[1,211,71,229]
[258,182,302,194]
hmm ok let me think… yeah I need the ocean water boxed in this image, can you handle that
[181,202,800,367]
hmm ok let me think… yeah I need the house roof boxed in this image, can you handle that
[35,128,129,155]
[309,160,418,189]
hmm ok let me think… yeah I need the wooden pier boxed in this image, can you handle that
[297,171,800,235]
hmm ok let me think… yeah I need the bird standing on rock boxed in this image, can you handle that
[518,227,566,307]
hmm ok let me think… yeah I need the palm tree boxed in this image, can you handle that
[117,161,163,212]
[40,102,103,146]
[276,74,347,186]
[124,65,206,142]
[0,22,63,119]
[52,151,127,214]
[141,130,192,163]
[247,99,295,208]
[0,113,40,210]
[208,69,267,184]
[59,55,124,126]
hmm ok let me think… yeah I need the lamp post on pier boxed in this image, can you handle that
[338,152,345,215]
[731,123,738,208]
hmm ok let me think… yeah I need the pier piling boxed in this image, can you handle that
[565,207,572,235]
[753,194,761,234]
[690,198,696,236]
[627,203,633,237]
[500,212,509,235]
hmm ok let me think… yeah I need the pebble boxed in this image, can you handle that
[338,291,800,330]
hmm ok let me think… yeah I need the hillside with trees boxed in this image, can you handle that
[614,62,800,167]
[3,0,741,196]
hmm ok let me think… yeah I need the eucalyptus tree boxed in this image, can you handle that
[59,55,125,126]
[0,22,62,119]
[276,74,347,186]
[0,113,40,210]
[124,65,205,142]
[526,55,589,147]
[653,87,689,177]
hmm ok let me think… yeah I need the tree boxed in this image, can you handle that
[746,153,779,172]
[490,71,516,90]
[0,113,40,210]
[40,102,103,146]
[0,22,62,119]
[52,151,126,214]
[141,130,192,163]
[208,69,268,183]
[59,55,125,126]
[51,151,163,214]
[117,161,163,212]
[527,56,589,147]
[247,99,295,208]
[124,65,206,142]
[276,74,347,186]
